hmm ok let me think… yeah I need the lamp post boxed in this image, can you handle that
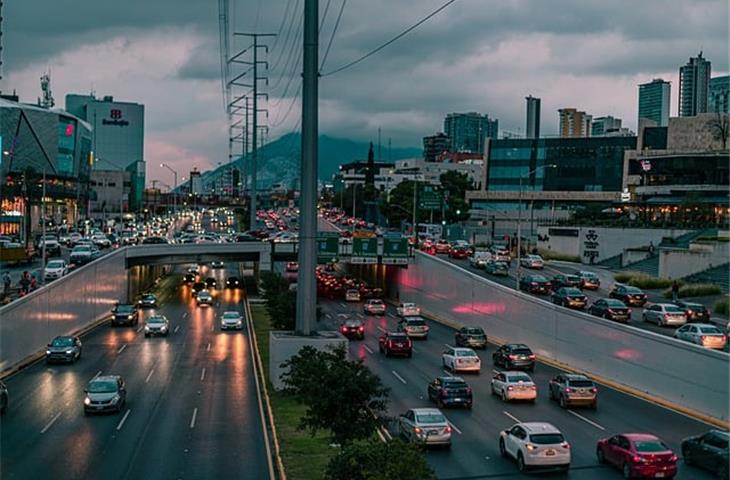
[516,164,557,290]
[161,163,178,215]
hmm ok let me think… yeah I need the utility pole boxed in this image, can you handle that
[41,169,46,285]
[295,0,318,336]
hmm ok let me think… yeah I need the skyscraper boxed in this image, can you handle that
[525,95,541,138]
[591,116,622,136]
[558,108,592,137]
[443,112,498,153]
[422,132,451,162]
[679,52,711,117]
[638,78,671,127]
[709,75,729,114]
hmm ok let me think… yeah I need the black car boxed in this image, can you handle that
[339,318,365,340]
[484,260,509,276]
[552,274,583,290]
[609,285,647,307]
[0,381,7,415]
[111,304,139,326]
[226,276,241,289]
[492,344,535,371]
[191,282,206,296]
[137,293,157,308]
[183,273,196,284]
[551,287,588,310]
[519,275,552,295]
[674,300,712,323]
[205,277,218,289]
[588,298,631,322]
[454,326,487,349]
[45,335,83,363]
[682,430,729,479]
[427,376,473,409]
[141,236,169,244]
[235,233,258,242]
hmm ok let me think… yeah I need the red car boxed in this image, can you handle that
[434,239,451,254]
[378,332,413,357]
[449,247,470,259]
[597,433,678,479]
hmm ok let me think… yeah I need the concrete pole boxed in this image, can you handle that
[250,38,259,230]
[41,169,46,285]
[295,0,318,336]
[516,175,522,291]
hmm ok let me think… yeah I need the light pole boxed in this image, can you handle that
[516,164,556,290]
[161,163,178,215]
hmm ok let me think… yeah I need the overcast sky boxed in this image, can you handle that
[3,0,728,184]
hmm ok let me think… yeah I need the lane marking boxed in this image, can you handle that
[339,303,346,308]
[377,326,386,333]
[381,426,393,440]
[391,370,407,384]
[182,312,188,318]
[363,345,374,354]
[376,428,387,443]
[211,324,215,332]
[442,369,451,376]
[388,313,396,319]
[93,370,102,379]
[200,367,206,381]
[412,347,417,353]
[174,325,180,333]
[503,411,521,424]
[190,407,198,429]
[41,411,62,433]
[447,420,462,435]
[145,368,155,383]
[325,313,332,319]
[116,409,131,431]
[568,410,605,430]
[117,344,127,354]
[136,325,144,333]
[356,313,364,319]
[206,342,211,352]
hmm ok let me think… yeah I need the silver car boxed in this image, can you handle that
[642,303,687,327]
[46,335,82,363]
[83,375,126,414]
[674,323,728,350]
[399,408,452,448]
[491,371,537,402]
[221,311,244,330]
[144,315,170,337]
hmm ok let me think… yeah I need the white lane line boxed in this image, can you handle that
[200,367,206,381]
[174,325,180,333]
[117,344,127,354]
[93,370,102,379]
[190,407,198,429]
[339,303,346,308]
[377,326,387,333]
[206,342,211,352]
[363,345,374,354]
[567,410,605,430]
[145,368,155,383]
[503,411,521,424]
[356,313,364,319]
[211,324,215,332]
[41,412,62,433]
[325,313,332,319]
[136,325,144,333]
[116,409,131,431]
[442,369,451,376]
[391,370,407,384]
[376,428,387,443]
[447,419,462,435]
[337,313,348,318]
[388,313,396,318]
[381,426,393,440]
[182,312,188,318]
[412,347,417,353]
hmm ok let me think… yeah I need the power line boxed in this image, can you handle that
[319,0,332,32]
[269,0,302,75]
[321,0,457,77]
[271,83,302,127]
[320,0,347,71]
[270,0,296,52]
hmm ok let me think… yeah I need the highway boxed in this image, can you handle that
[0,262,270,480]
[318,297,717,479]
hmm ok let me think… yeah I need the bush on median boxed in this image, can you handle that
[713,298,729,316]
[662,283,723,299]
[536,248,581,263]
[325,439,436,480]
[614,272,676,289]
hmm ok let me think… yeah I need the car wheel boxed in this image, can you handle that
[597,447,605,464]
[528,365,534,373]
[499,438,507,457]
[623,463,633,479]
[548,387,554,400]
[144,333,149,338]
[385,349,390,357]
[591,399,598,410]
[559,395,567,409]
[517,453,526,472]
[682,447,692,465]
[83,409,89,416]
[407,351,412,358]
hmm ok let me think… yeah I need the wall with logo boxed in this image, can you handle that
[88,101,144,172]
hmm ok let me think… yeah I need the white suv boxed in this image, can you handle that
[442,347,481,373]
[491,371,537,403]
[499,422,571,473]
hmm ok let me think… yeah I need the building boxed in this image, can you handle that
[525,95,541,139]
[639,78,671,127]
[89,169,131,219]
[679,52,711,117]
[443,112,498,153]
[591,116,623,136]
[558,108,592,137]
[65,94,145,210]
[422,132,451,162]
[709,75,729,114]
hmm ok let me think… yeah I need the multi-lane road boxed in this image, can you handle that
[0,263,270,480]
[319,297,717,479]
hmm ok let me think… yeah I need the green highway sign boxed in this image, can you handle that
[419,185,441,209]
[351,237,378,264]
[316,233,340,263]
[382,236,409,265]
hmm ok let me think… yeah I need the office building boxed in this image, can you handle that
[443,112,498,153]
[679,52,711,117]
[525,95,541,138]
[422,132,451,162]
[709,75,729,114]
[638,79,671,127]
[558,108,592,137]
[592,116,623,136]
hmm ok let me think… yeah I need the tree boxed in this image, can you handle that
[324,439,436,480]
[281,345,389,446]
[381,180,417,229]
[259,272,296,330]
[439,170,472,224]
[708,112,730,150]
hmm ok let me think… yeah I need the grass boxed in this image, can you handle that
[613,272,676,289]
[662,283,723,299]
[715,298,730,316]
[250,305,335,480]
[537,248,581,263]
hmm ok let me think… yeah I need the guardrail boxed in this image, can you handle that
[395,252,730,424]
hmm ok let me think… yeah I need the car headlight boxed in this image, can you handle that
[144,325,150,331]
[111,394,121,403]
[127,315,133,319]
[160,326,168,332]
[66,349,74,354]
[84,397,91,405]
[46,349,51,355]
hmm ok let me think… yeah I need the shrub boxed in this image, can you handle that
[614,272,678,289]
[614,272,641,283]
[536,248,581,263]
[663,283,723,299]
[715,298,730,316]
[325,439,436,480]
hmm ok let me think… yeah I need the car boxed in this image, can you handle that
[597,433,678,479]
[45,335,83,363]
[493,344,536,371]
[345,289,361,302]
[220,311,244,330]
[197,290,213,307]
[442,347,481,373]
[111,304,139,327]
[225,276,241,288]
[137,293,157,308]
[210,261,225,269]
[397,302,421,317]
[398,408,452,448]
[378,332,412,357]
[588,298,631,323]
[38,235,62,256]
[610,284,648,307]
[143,315,169,337]
[44,259,68,280]
[500,422,571,472]
[428,376,472,408]
[520,254,544,269]
[642,303,687,327]
[485,259,510,276]
[434,239,452,254]
[491,244,511,263]
[83,375,127,415]
[519,275,552,295]
[70,245,94,264]
[548,373,598,409]
[575,270,601,290]
[681,430,729,480]
[469,251,491,268]
[191,281,206,296]
[551,287,588,310]
[340,318,365,339]
[491,371,537,402]
[91,233,111,248]
[0,381,7,415]
[141,236,169,244]
[448,246,470,259]
[399,316,430,339]
[673,323,728,350]
[674,300,712,323]
[205,277,218,289]
[551,273,583,290]
[183,273,196,284]
[286,262,299,272]
[363,299,386,315]
[454,326,487,349]
[187,265,200,275]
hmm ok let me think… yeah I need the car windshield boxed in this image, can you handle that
[607,300,626,307]
[47,260,64,268]
[664,305,683,313]
[389,334,408,340]
[116,305,134,313]
[699,326,722,334]
[74,246,91,252]
[443,380,468,389]
[456,350,477,357]
[466,328,484,335]
[566,275,581,282]
[625,287,643,293]
[51,337,74,347]
[403,303,416,308]
[347,290,358,294]
[88,380,118,393]
[532,276,548,282]
[143,294,155,300]
[406,319,426,326]
[581,272,598,278]
[223,313,240,319]
[369,300,383,305]
[508,375,532,383]
[416,413,446,424]
[148,316,165,324]
[568,379,594,387]
[564,288,583,295]
[634,440,668,452]
[345,320,362,327]
[530,433,565,444]
[512,348,532,355]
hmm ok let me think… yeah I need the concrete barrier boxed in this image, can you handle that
[396,252,730,423]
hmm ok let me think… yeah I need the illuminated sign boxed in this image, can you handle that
[102,108,129,126]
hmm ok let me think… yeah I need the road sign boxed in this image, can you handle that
[382,236,409,265]
[317,232,340,263]
[351,237,378,264]
[419,185,441,209]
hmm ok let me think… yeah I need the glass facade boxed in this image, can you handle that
[638,79,670,127]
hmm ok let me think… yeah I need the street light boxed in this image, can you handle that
[161,163,178,215]
[516,164,557,290]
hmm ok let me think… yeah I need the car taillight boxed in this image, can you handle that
[444,425,452,433]
[565,388,573,393]
[441,389,450,397]
[358,326,364,332]
[561,442,570,449]
[669,455,678,462]
[590,387,597,393]
[388,341,394,347]
[508,354,519,360]
[466,387,472,394]
[457,358,464,364]
[507,385,514,391]
[414,427,422,434]
[530,385,537,390]
[407,340,412,348]
[341,327,347,333]
[632,455,646,464]
[701,335,708,343]
[528,354,536,360]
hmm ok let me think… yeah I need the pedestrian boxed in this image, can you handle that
[19,271,30,294]
[30,275,38,291]
[648,241,655,255]
[2,271,10,294]
[672,280,680,301]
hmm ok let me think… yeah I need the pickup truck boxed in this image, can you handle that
[0,243,37,265]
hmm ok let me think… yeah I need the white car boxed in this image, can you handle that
[345,289,361,302]
[91,234,111,248]
[220,311,244,330]
[520,254,544,269]
[210,261,225,269]
[469,251,492,268]
[363,299,386,315]
[397,302,421,317]
[144,315,170,337]
[398,408,451,448]
[399,317,430,339]
[442,347,481,373]
[673,323,727,350]
[499,422,571,473]
[491,371,537,402]
[196,290,213,307]
[187,265,200,275]
[491,245,511,263]
[642,303,687,327]
[44,259,68,280]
